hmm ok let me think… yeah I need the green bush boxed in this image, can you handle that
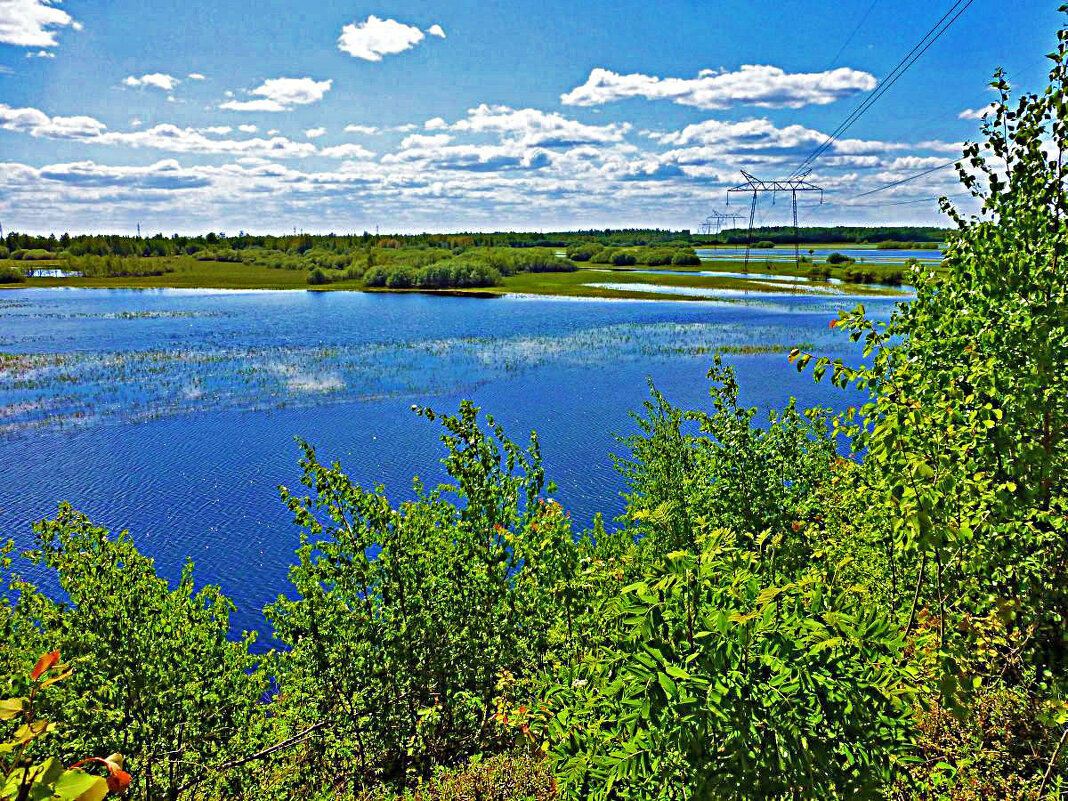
[307,268,331,285]
[825,252,854,265]
[10,249,54,261]
[754,240,776,249]
[2,506,265,801]
[0,265,25,283]
[670,251,701,266]
[540,529,916,799]
[610,252,637,267]
[565,243,603,262]
[267,404,583,792]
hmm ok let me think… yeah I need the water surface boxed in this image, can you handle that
[0,287,904,639]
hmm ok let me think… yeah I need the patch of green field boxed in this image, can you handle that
[0,257,907,300]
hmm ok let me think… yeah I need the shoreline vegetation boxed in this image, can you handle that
[0,229,936,300]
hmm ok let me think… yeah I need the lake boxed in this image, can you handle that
[695,246,943,264]
[0,287,905,640]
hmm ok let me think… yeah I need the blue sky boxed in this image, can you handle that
[0,0,1060,234]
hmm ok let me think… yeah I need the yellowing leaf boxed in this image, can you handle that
[54,770,109,801]
[0,697,26,721]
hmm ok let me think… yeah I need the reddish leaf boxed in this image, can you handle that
[31,650,60,680]
[107,770,132,793]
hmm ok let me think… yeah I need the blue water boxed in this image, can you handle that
[0,287,905,641]
[695,246,942,264]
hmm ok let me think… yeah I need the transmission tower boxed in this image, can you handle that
[726,170,824,270]
[698,210,746,236]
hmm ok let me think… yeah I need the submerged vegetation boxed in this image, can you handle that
[4,22,1068,801]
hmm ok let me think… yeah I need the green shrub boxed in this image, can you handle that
[754,240,776,249]
[385,267,416,288]
[565,243,603,262]
[0,265,25,283]
[3,505,265,801]
[307,268,331,285]
[670,250,701,266]
[610,252,637,267]
[539,529,916,799]
[267,404,583,792]
[826,252,854,265]
[10,249,53,261]
[364,266,389,287]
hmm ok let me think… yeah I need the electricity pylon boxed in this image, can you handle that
[727,169,824,270]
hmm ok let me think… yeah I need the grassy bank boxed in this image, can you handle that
[0,257,908,300]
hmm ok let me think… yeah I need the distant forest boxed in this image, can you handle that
[1,225,948,259]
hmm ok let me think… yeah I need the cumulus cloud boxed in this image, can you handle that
[337,15,443,61]
[305,127,326,139]
[0,0,78,48]
[39,159,212,190]
[220,77,332,112]
[26,49,53,57]
[318,143,376,159]
[562,65,877,110]
[958,103,997,120]
[401,133,452,149]
[124,73,180,91]
[449,104,630,147]
[0,101,374,162]
[0,102,106,138]
[238,124,258,133]
[344,124,379,134]
[187,72,206,81]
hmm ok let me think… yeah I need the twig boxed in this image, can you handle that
[1038,725,1068,798]
[170,721,327,797]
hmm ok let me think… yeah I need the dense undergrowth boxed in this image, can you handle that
[3,20,1068,801]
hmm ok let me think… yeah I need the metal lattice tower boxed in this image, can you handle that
[697,210,746,236]
[726,169,824,270]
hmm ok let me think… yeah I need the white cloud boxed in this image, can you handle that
[124,73,180,91]
[221,77,332,112]
[26,49,53,57]
[562,65,877,110]
[318,143,376,159]
[401,133,452,149]
[0,102,106,138]
[449,104,630,147]
[219,98,287,112]
[338,15,442,61]
[424,117,447,131]
[305,127,326,139]
[0,0,78,48]
[187,72,206,81]
[344,124,379,134]
[199,125,232,135]
[958,103,997,120]
[238,124,258,133]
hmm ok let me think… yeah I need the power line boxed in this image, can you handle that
[790,0,975,177]
[826,0,880,70]
[850,159,959,199]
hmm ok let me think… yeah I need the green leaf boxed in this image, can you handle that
[54,770,109,801]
